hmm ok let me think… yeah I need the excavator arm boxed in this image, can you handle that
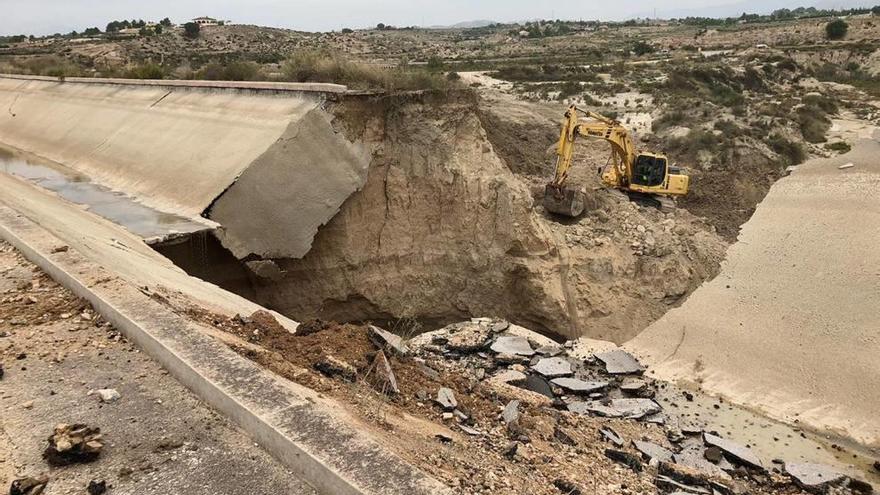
[550,105,636,190]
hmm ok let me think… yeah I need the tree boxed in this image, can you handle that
[160,17,173,27]
[633,40,654,56]
[184,22,201,39]
[376,23,386,30]
[826,19,848,40]
[83,27,101,36]
[341,28,354,33]
[154,25,163,35]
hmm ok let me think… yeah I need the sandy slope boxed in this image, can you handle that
[627,137,880,447]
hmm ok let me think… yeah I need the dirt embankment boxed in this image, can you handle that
[229,91,726,342]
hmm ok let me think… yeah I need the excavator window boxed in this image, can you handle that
[632,154,667,187]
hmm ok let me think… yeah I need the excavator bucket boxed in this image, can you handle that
[542,184,585,217]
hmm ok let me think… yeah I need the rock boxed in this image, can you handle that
[491,369,527,383]
[501,400,520,427]
[609,398,661,419]
[0,363,4,380]
[490,336,535,357]
[600,426,624,447]
[369,351,399,394]
[86,480,107,495]
[313,355,357,381]
[785,463,848,494]
[368,325,408,355]
[458,424,482,436]
[435,388,458,411]
[535,344,564,357]
[633,440,674,463]
[511,374,555,398]
[96,388,121,403]
[659,461,716,487]
[51,245,69,253]
[415,362,440,380]
[531,357,573,378]
[594,350,645,374]
[503,441,518,458]
[9,476,48,495]
[703,433,764,470]
[704,446,723,464]
[43,423,104,466]
[838,163,855,170]
[22,401,34,409]
[435,433,453,444]
[874,461,880,472]
[604,449,643,472]
[550,377,608,394]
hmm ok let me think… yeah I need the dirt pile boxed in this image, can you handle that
[229,91,727,342]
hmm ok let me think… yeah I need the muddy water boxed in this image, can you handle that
[0,146,211,240]
[656,383,880,486]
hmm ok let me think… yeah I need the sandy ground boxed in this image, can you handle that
[627,137,880,448]
[0,241,316,495]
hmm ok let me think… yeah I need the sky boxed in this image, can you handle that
[1,0,875,36]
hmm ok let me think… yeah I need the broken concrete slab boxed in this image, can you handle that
[785,463,848,494]
[567,401,622,418]
[600,426,624,447]
[674,448,731,481]
[620,378,649,395]
[210,108,371,260]
[9,476,48,495]
[445,323,492,353]
[369,351,400,395]
[604,449,642,472]
[490,336,535,357]
[511,374,554,398]
[594,350,644,374]
[435,388,458,411]
[491,369,527,384]
[633,440,674,463]
[655,475,711,495]
[535,344,564,357]
[609,398,661,419]
[703,433,764,470]
[43,423,104,466]
[94,388,121,403]
[550,377,608,394]
[368,325,408,355]
[531,357,573,378]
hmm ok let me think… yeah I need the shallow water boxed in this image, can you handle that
[0,147,211,240]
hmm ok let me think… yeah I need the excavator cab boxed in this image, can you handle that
[631,153,667,187]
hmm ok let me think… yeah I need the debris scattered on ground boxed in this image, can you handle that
[786,463,849,494]
[9,476,48,495]
[369,325,408,355]
[838,163,855,170]
[86,479,108,495]
[594,350,645,375]
[43,423,104,466]
[435,387,458,411]
[313,354,357,381]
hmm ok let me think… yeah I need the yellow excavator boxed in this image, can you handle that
[543,105,689,217]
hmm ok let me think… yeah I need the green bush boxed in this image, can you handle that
[797,106,830,143]
[824,141,851,153]
[184,22,200,39]
[199,61,263,81]
[826,19,848,40]
[767,134,806,165]
[125,63,166,79]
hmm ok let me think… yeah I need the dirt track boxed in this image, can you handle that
[627,137,880,448]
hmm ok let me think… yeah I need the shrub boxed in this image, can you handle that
[797,106,830,143]
[824,141,851,153]
[767,134,806,165]
[826,19,848,40]
[125,63,166,79]
[184,22,200,39]
[199,61,262,81]
[633,41,654,56]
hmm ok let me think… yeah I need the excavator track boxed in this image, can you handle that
[626,191,676,213]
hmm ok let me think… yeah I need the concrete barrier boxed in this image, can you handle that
[0,74,370,258]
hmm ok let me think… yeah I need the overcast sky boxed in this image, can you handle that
[2,0,875,36]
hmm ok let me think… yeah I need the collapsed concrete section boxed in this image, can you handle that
[237,92,726,340]
[0,75,370,256]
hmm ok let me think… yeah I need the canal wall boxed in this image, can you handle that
[0,74,370,257]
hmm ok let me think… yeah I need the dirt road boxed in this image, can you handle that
[0,241,316,494]
[627,137,880,448]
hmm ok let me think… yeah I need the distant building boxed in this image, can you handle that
[192,16,219,26]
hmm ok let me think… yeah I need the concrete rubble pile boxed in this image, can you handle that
[406,318,875,495]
